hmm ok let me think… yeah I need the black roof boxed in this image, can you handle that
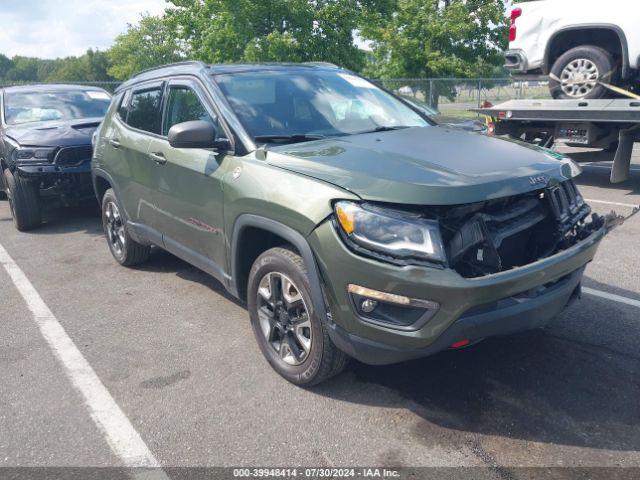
[1,84,109,94]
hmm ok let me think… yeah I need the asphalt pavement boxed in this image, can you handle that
[1,150,640,479]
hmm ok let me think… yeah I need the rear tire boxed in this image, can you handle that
[3,169,41,231]
[550,46,617,99]
[101,188,150,266]
[247,246,349,386]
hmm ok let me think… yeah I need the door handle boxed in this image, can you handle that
[149,152,167,165]
[109,138,121,148]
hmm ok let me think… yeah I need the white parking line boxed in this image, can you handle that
[0,243,168,479]
[582,164,640,171]
[585,198,639,208]
[583,287,640,309]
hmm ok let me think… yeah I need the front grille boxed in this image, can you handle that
[547,180,589,234]
[443,179,591,278]
[54,146,93,167]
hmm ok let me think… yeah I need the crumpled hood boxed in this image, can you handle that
[5,117,102,147]
[267,126,580,205]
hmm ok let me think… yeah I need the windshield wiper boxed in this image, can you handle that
[356,125,412,135]
[254,133,326,144]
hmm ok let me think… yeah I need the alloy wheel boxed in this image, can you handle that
[104,201,125,257]
[256,272,312,366]
[560,58,600,98]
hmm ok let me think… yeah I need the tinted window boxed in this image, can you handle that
[4,89,111,126]
[127,88,163,134]
[163,86,215,135]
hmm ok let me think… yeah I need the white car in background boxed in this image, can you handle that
[505,0,640,99]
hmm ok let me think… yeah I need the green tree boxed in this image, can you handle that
[107,14,184,80]
[83,49,112,81]
[166,0,366,71]
[0,54,14,80]
[46,49,112,82]
[4,56,41,82]
[361,0,508,103]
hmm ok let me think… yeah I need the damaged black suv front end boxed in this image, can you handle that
[0,85,111,230]
[7,141,98,204]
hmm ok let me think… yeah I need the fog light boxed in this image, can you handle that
[347,284,439,309]
[347,284,440,328]
[361,299,378,313]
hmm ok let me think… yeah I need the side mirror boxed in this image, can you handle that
[168,120,217,149]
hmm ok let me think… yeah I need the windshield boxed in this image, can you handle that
[4,90,111,126]
[214,69,429,141]
[400,96,439,118]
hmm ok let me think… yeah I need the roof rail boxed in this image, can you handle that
[302,62,340,68]
[134,60,208,77]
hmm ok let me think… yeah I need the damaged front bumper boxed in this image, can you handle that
[15,162,95,204]
[310,210,611,365]
[602,207,639,233]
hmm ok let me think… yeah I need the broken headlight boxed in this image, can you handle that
[334,201,446,264]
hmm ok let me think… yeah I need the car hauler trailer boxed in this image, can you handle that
[473,98,640,184]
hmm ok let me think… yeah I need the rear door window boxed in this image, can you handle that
[127,87,163,135]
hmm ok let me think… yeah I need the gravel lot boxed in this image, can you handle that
[1,149,640,479]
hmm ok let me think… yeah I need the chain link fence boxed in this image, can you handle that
[374,78,551,121]
[1,77,552,120]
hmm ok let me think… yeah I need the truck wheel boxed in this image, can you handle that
[550,46,617,99]
[247,246,349,386]
[101,188,150,266]
[3,169,41,231]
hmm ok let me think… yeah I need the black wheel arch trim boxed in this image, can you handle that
[92,168,127,214]
[92,168,114,199]
[543,24,630,79]
[230,214,329,322]
[92,167,147,245]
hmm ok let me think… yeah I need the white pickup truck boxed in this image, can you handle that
[505,0,640,99]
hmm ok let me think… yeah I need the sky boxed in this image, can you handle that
[0,0,168,59]
[0,0,510,60]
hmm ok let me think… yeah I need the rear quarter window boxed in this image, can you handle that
[117,90,131,121]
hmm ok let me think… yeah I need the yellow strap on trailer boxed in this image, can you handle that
[598,82,640,99]
[549,71,640,99]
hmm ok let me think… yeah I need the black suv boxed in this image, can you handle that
[0,84,111,230]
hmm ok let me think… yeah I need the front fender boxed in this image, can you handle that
[230,214,329,322]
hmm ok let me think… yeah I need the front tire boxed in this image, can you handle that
[3,169,41,231]
[550,46,617,99]
[247,246,349,386]
[101,188,150,266]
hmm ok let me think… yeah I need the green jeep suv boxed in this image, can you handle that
[92,61,606,385]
